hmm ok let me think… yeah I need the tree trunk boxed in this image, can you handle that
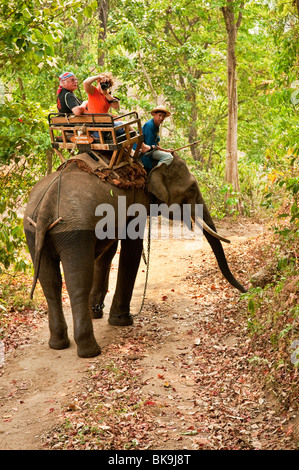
[186,88,202,162]
[221,1,244,214]
[296,0,299,18]
[97,0,109,66]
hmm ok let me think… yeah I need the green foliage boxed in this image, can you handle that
[262,155,299,238]
[0,206,28,273]
[277,171,299,230]
[1,0,61,71]
[0,0,93,72]
[0,100,51,164]
[241,286,267,334]
[0,98,53,273]
[0,167,33,273]
[186,154,267,218]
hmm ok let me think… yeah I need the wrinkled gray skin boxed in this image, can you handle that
[23,154,246,358]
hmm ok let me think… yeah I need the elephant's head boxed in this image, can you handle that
[148,154,196,204]
[147,155,247,293]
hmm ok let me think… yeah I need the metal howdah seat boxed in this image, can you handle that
[48,112,143,169]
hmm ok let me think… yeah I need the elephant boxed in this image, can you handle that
[23,153,247,358]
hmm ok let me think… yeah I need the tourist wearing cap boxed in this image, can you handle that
[57,72,87,115]
[142,105,173,168]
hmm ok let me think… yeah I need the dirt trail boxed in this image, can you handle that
[0,220,296,450]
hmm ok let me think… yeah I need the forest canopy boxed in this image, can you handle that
[0,0,298,271]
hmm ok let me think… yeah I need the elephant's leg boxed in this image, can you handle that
[38,254,70,351]
[109,237,143,326]
[25,229,70,350]
[60,234,101,358]
[90,241,118,319]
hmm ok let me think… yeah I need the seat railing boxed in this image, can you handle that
[48,112,143,168]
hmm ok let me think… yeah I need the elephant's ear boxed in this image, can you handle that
[147,166,169,204]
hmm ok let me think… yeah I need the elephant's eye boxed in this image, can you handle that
[187,183,197,196]
[181,183,197,205]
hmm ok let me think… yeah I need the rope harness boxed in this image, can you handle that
[134,213,151,317]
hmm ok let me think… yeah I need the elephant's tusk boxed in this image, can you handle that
[47,217,63,231]
[26,216,37,228]
[193,217,231,244]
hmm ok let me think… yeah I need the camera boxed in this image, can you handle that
[100,81,109,90]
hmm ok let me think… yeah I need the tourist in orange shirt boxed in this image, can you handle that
[83,72,120,113]
[83,72,127,138]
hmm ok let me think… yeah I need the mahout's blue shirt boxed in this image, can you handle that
[142,118,160,147]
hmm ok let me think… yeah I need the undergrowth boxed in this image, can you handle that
[0,271,46,349]
[242,228,299,410]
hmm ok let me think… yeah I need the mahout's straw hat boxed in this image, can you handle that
[150,105,171,117]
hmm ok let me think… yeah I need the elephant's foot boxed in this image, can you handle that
[108,313,134,326]
[91,302,104,319]
[77,340,101,358]
[49,335,70,351]
[76,335,101,358]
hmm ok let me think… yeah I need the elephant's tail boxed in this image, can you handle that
[30,213,63,299]
[30,218,48,299]
[27,172,63,299]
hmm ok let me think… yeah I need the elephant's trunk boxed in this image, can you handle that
[191,211,247,294]
[203,229,247,293]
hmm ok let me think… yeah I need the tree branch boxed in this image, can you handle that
[137,51,159,104]
[236,3,244,29]
[165,20,185,45]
